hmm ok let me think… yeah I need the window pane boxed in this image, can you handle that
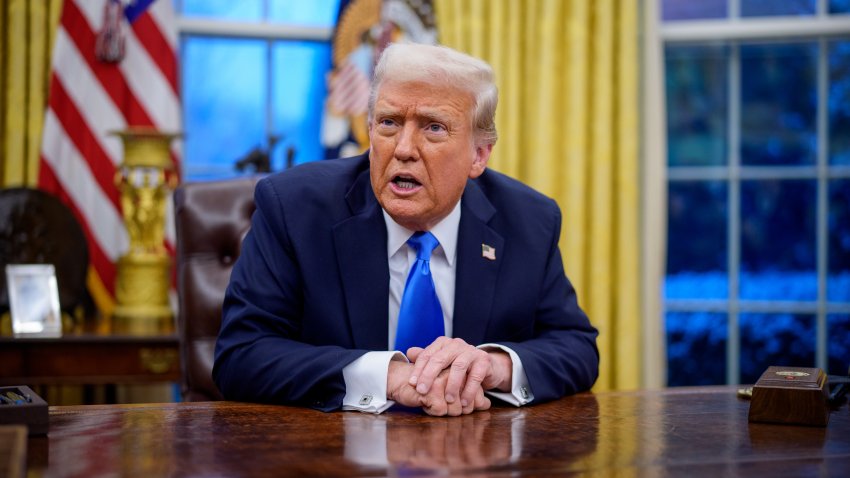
[740,43,817,166]
[740,313,815,384]
[666,45,729,166]
[667,312,727,386]
[741,0,816,16]
[662,0,727,21]
[829,40,850,165]
[832,0,850,14]
[828,315,850,375]
[740,180,816,301]
[829,179,850,302]
[271,41,333,168]
[269,0,340,26]
[666,181,728,299]
[180,0,263,20]
[182,38,268,180]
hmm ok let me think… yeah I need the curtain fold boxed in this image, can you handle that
[1,0,62,187]
[435,0,641,391]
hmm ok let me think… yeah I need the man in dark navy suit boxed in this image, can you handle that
[214,43,598,416]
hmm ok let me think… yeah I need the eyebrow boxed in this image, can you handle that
[416,109,453,125]
[372,101,458,126]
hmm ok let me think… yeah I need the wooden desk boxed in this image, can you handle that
[0,333,179,386]
[21,386,850,476]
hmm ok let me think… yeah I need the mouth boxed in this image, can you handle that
[390,174,422,193]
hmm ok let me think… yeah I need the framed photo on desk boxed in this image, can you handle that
[5,264,62,337]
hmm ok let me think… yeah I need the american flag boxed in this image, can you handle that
[482,244,496,261]
[38,0,180,316]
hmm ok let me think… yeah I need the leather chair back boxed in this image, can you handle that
[174,178,259,401]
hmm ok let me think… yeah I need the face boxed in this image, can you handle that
[368,79,492,231]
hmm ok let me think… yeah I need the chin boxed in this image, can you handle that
[386,209,427,230]
[387,211,419,228]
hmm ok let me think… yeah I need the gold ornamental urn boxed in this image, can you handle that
[112,128,179,334]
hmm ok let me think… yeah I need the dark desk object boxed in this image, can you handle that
[0,187,92,321]
[23,387,850,476]
[0,386,47,436]
[749,366,830,427]
[0,332,179,388]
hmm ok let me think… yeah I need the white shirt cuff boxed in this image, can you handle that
[342,351,407,413]
[478,343,534,406]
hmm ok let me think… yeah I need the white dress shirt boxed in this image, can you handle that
[341,202,534,413]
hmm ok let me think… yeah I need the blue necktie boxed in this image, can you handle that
[395,231,444,352]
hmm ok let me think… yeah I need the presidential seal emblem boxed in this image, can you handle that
[775,370,811,380]
[321,0,438,158]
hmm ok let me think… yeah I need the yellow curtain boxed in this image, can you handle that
[1,0,62,187]
[435,0,640,391]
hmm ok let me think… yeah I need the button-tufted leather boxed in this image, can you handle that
[174,178,259,401]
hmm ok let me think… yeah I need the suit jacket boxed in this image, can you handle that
[214,153,599,411]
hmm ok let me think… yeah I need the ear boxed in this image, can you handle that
[366,121,375,154]
[468,143,493,179]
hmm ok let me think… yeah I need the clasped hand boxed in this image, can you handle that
[387,337,513,416]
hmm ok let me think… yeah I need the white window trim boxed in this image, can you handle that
[641,0,668,389]
[176,17,332,41]
[661,16,850,43]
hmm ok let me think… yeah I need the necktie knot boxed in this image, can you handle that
[407,231,439,261]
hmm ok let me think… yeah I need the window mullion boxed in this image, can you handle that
[816,38,829,370]
[728,43,741,386]
[266,39,274,169]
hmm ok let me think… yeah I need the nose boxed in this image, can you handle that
[393,123,418,162]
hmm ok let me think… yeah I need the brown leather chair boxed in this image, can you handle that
[174,177,259,401]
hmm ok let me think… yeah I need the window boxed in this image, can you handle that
[662,0,850,385]
[175,0,340,180]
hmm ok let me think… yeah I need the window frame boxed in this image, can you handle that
[174,4,335,179]
[660,0,850,385]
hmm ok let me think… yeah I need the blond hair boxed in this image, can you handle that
[368,43,498,145]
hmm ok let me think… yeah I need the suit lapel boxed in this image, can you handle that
[453,179,504,345]
[332,169,389,350]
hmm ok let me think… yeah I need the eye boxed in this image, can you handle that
[427,123,446,133]
[379,118,395,127]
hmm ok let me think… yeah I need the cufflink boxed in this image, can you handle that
[359,394,373,406]
[520,387,529,400]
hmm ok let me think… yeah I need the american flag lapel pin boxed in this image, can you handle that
[481,243,496,260]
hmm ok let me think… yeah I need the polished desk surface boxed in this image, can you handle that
[22,386,849,477]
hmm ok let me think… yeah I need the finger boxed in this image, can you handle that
[461,383,480,415]
[481,350,512,391]
[445,394,464,417]
[415,338,471,394]
[420,387,447,417]
[462,389,477,415]
[472,388,491,412]
[405,346,424,362]
[423,402,447,416]
[407,337,447,386]
[459,354,491,408]
[423,397,452,417]
[444,349,481,404]
[410,337,454,391]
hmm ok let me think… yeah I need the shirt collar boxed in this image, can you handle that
[383,201,461,266]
